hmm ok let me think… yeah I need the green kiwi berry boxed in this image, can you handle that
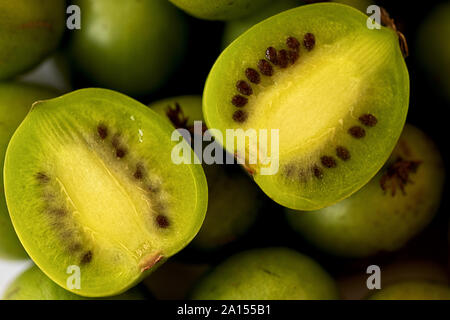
[286,124,445,257]
[0,0,65,80]
[0,82,59,259]
[416,2,450,101]
[368,281,450,300]
[149,96,261,250]
[143,260,210,300]
[203,3,409,211]
[190,247,339,300]
[4,88,208,297]
[3,265,149,300]
[168,0,272,21]
[222,0,301,48]
[68,0,187,96]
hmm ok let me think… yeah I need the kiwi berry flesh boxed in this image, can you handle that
[0,82,59,259]
[3,265,149,300]
[286,124,445,257]
[69,0,187,97]
[203,3,409,211]
[416,2,450,101]
[149,96,261,250]
[143,259,210,300]
[222,0,301,48]
[0,0,65,80]
[368,281,450,300]
[168,0,272,21]
[190,247,339,300]
[4,88,208,297]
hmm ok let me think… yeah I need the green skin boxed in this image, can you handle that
[69,0,187,97]
[286,125,445,257]
[0,0,65,80]
[149,96,260,250]
[203,3,409,211]
[0,82,59,259]
[3,265,149,300]
[4,88,208,297]
[169,0,272,21]
[416,2,450,101]
[368,281,450,300]
[222,0,302,48]
[190,247,339,300]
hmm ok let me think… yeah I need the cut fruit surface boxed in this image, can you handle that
[4,88,208,297]
[203,3,409,210]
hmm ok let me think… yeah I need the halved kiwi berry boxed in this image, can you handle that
[4,88,208,297]
[286,124,445,257]
[3,265,149,300]
[0,82,59,259]
[149,96,261,250]
[203,3,409,210]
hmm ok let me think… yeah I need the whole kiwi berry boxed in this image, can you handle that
[0,0,65,80]
[3,265,149,300]
[286,124,445,258]
[3,88,208,297]
[168,0,273,21]
[0,81,59,260]
[203,3,409,211]
[190,247,339,300]
[149,96,262,250]
[68,0,188,97]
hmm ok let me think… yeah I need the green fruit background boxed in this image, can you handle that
[0,0,449,301]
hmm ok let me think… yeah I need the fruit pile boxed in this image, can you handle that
[0,0,448,300]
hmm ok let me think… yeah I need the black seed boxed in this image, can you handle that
[303,33,316,51]
[359,114,378,127]
[336,146,351,161]
[348,126,366,138]
[288,50,299,64]
[265,47,278,65]
[134,164,144,180]
[321,156,337,168]
[286,36,300,50]
[232,110,248,123]
[116,148,127,158]
[156,214,170,228]
[258,59,274,76]
[245,68,260,84]
[80,250,93,264]
[236,80,253,96]
[35,172,50,183]
[231,95,248,107]
[312,165,324,179]
[278,49,288,68]
[97,124,108,140]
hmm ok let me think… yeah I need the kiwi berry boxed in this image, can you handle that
[168,0,272,21]
[149,96,261,250]
[143,260,210,300]
[3,265,149,300]
[416,2,450,101]
[286,124,445,257]
[68,0,187,97]
[0,0,65,80]
[203,3,409,211]
[222,0,301,48]
[190,247,339,300]
[0,82,59,259]
[3,88,208,297]
[368,281,450,300]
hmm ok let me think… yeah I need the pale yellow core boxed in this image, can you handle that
[53,144,155,261]
[244,34,391,160]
